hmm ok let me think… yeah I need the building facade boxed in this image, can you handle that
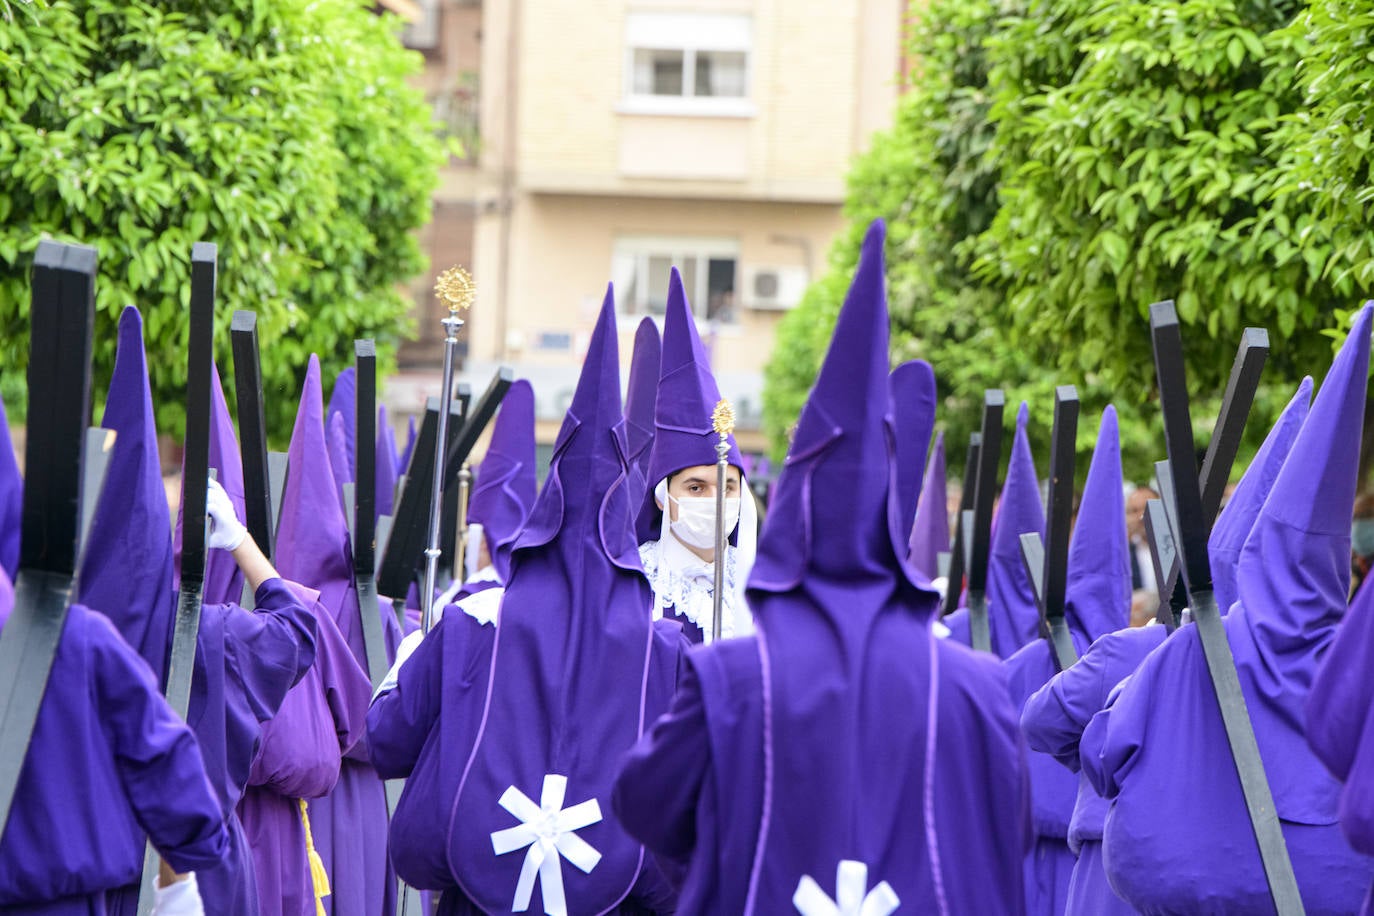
[387,0,906,460]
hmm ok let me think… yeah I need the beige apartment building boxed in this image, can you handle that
[386,0,906,461]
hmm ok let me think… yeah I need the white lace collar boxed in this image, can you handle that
[638,537,745,642]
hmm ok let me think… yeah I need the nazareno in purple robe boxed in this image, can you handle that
[1081,304,1374,915]
[1021,377,1312,916]
[1002,406,1130,916]
[326,366,358,485]
[0,569,230,913]
[181,360,325,916]
[371,287,688,915]
[273,356,396,916]
[909,431,949,582]
[613,220,1032,915]
[634,269,751,646]
[80,311,319,916]
[942,404,1045,659]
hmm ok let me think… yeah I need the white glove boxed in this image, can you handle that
[373,629,425,702]
[204,478,247,552]
[154,872,204,916]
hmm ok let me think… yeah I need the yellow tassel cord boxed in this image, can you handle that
[298,798,331,916]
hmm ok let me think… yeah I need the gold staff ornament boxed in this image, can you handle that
[435,266,477,315]
[712,399,737,440]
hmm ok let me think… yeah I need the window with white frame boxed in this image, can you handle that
[612,236,740,324]
[623,13,752,114]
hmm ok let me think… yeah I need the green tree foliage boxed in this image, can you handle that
[763,0,1160,482]
[0,0,442,438]
[765,0,1367,486]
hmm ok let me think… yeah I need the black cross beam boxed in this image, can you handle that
[0,240,98,841]
[352,341,390,691]
[1150,327,1268,629]
[1151,461,1190,626]
[1019,385,1079,671]
[966,391,1006,653]
[376,397,464,600]
[1150,300,1303,913]
[1143,496,1178,614]
[231,311,274,561]
[438,383,474,575]
[941,434,981,618]
[440,368,515,574]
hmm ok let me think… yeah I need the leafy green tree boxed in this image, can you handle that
[0,0,442,438]
[763,0,1161,483]
[974,0,1354,415]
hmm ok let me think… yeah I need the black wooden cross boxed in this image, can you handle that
[1019,386,1079,672]
[0,241,99,841]
[1150,301,1302,914]
[966,391,1005,653]
[940,434,980,618]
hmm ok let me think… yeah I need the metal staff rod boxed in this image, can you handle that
[710,399,736,642]
[1019,385,1079,671]
[454,462,473,583]
[1150,300,1303,914]
[966,390,1005,653]
[420,267,475,633]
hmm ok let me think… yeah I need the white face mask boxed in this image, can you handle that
[668,494,741,550]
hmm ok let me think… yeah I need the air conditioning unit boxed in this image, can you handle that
[745,266,809,311]
[401,0,440,50]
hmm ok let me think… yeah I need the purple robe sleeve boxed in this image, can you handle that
[1022,633,1123,772]
[368,615,451,780]
[227,578,319,723]
[316,599,373,758]
[93,614,229,873]
[1079,673,1139,801]
[611,660,709,861]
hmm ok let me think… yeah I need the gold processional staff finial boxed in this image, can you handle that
[435,265,476,315]
[712,398,736,440]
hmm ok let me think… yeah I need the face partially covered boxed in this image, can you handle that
[659,464,742,520]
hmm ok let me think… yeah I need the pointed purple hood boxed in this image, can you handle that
[635,269,743,541]
[625,317,661,506]
[326,365,357,484]
[985,403,1046,659]
[179,365,251,607]
[0,394,21,580]
[1229,302,1371,824]
[447,286,660,913]
[399,415,418,477]
[1063,407,1131,642]
[1207,377,1312,615]
[909,432,949,581]
[79,306,176,682]
[276,356,353,613]
[889,360,937,564]
[742,220,943,906]
[376,405,399,521]
[467,379,537,582]
[327,410,354,510]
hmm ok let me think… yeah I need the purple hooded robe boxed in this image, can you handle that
[274,356,396,916]
[625,316,661,507]
[613,220,1032,914]
[943,404,1046,658]
[370,288,688,915]
[1081,304,1374,914]
[1021,377,1312,916]
[79,309,317,916]
[634,270,747,645]
[1002,407,1130,916]
[0,394,21,580]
